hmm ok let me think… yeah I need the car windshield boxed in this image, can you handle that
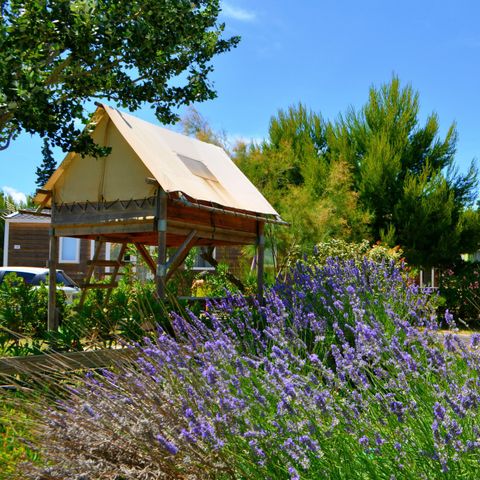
[32,271,79,288]
[2,271,37,284]
[55,271,78,288]
[0,270,78,288]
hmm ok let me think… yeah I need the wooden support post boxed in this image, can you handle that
[48,227,58,331]
[166,230,197,281]
[134,243,157,275]
[156,189,168,299]
[257,221,265,304]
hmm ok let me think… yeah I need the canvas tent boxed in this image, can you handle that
[34,104,284,329]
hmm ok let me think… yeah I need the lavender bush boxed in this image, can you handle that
[22,258,480,479]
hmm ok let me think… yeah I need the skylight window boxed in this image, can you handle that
[178,154,218,182]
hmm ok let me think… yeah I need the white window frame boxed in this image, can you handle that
[2,219,9,266]
[59,237,81,264]
[191,247,216,271]
[419,267,436,289]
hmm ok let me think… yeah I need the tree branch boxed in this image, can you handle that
[45,55,74,86]
[0,131,14,151]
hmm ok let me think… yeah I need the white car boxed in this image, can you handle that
[0,266,80,303]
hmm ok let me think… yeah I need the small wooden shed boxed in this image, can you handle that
[34,104,283,329]
[3,210,110,281]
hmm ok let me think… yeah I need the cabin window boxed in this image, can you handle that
[59,237,80,263]
[192,247,216,270]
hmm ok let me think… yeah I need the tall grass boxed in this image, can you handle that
[9,258,480,478]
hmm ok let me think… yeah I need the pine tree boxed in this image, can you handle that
[235,104,370,258]
[35,139,57,188]
[328,77,479,266]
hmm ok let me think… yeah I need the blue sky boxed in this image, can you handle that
[3,0,480,202]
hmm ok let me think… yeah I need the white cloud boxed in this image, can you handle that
[2,186,27,205]
[222,2,256,22]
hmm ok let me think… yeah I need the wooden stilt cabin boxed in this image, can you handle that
[34,104,284,330]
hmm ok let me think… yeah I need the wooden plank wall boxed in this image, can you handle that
[216,245,245,277]
[7,223,107,282]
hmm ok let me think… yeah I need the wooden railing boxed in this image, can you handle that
[0,348,134,378]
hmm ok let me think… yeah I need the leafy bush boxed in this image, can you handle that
[21,258,480,479]
[0,395,39,480]
[71,279,170,346]
[0,273,170,354]
[439,261,480,328]
[311,238,405,268]
[0,274,69,354]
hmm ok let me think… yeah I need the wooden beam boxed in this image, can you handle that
[81,283,119,290]
[166,230,197,281]
[200,248,246,293]
[145,177,159,186]
[257,221,265,304]
[36,189,52,209]
[134,243,157,275]
[0,348,135,377]
[47,227,58,331]
[167,221,257,244]
[105,243,127,304]
[87,259,126,267]
[156,189,168,299]
[53,220,154,237]
[52,197,156,225]
[52,218,258,244]
[78,237,104,309]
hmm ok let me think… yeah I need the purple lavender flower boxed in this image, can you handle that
[433,402,446,421]
[156,434,178,455]
[288,465,300,480]
[359,435,369,446]
[470,333,480,349]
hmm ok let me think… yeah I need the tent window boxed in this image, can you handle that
[59,237,80,264]
[178,154,218,182]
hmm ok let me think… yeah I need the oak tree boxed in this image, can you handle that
[0,0,238,155]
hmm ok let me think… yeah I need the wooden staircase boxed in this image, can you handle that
[78,239,128,308]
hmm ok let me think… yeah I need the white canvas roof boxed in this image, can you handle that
[35,105,278,217]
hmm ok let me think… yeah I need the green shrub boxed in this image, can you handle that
[439,261,480,328]
[0,274,68,354]
[21,257,480,479]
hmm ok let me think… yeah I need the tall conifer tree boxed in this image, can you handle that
[327,77,479,266]
[35,139,57,188]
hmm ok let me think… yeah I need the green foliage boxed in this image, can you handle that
[235,78,479,268]
[0,395,40,480]
[70,279,168,346]
[236,104,371,265]
[0,0,239,154]
[310,238,405,269]
[0,274,69,353]
[0,272,168,354]
[35,139,57,188]
[439,262,480,328]
[328,76,479,266]
[180,106,229,149]
[191,262,240,297]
